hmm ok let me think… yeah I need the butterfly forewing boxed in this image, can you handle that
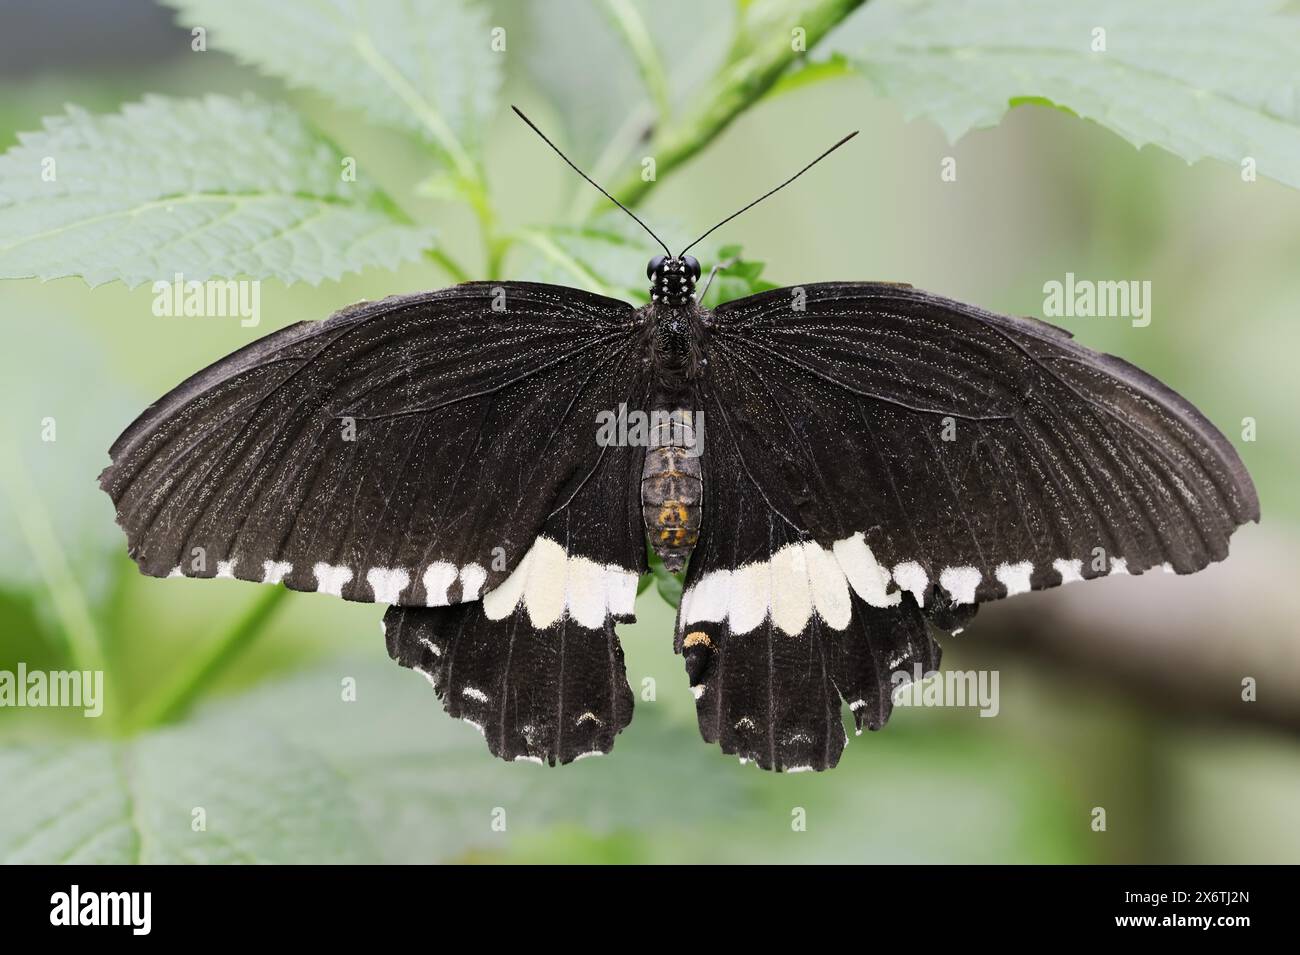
[700,282,1258,607]
[100,282,649,607]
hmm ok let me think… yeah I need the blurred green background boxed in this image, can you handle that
[1,0,1298,864]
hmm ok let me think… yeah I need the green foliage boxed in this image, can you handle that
[514,214,774,303]
[0,95,434,286]
[644,547,684,610]
[163,0,499,176]
[832,0,1300,188]
[0,658,747,863]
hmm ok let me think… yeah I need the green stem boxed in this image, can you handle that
[609,0,866,207]
[0,443,116,710]
[126,586,288,730]
[351,33,479,183]
[510,228,619,297]
[425,247,471,283]
[603,0,672,123]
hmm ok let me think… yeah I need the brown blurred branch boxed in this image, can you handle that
[966,525,1300,735]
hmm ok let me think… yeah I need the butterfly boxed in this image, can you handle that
[100,108,1258,772]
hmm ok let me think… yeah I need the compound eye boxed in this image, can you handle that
[646,254,667,280]
[683,255,701,280]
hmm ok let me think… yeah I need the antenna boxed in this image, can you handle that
[512,105,671,258]
[678,131,859,257]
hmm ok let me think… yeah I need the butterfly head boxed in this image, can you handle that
[648,255,700,307]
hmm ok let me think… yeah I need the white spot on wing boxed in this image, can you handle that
[482,548,531,620]
[313,562,353,598]
[605,566,639,618]
[564,555,607,629]
[805,542,851,630]
[769,544,813,635]
[461,686,488,703]
[939,565,981,605]
[417,635,442,658]
[1109,557,1130,576]
[458,563,487,601]
[216,558,237,579]
[995,560,1034,597]
[366,566,410,604]
[1053,558,1083,584]
[523,537,567,629]
[892,561,929,605]
[422,561,457,607]
[262,560,292,585]
[728,560,771,634]
[682,569,732,625]
[481,537,639,629]
[833,533,900,607]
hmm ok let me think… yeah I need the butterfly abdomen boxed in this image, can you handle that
[641,409,702,573]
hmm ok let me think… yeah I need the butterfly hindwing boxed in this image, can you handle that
[676,409,943,771]
[384,417,645,764]
[384,600,634,765]
[100,282,645,607]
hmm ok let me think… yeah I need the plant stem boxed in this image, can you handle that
[126,586,288,731]
[603,0,672,124]
[424,247,470,283]
[609,0,866,207]
[0,443,120,723]
[510,228,619,297]
[350,33,478,183]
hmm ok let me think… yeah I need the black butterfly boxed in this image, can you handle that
[100,109,1258,772]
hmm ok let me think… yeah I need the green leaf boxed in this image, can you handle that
[0,656,745,863]
[521,1,735,168]
[163,0,499,176]
[768,52,857,98]
[513,213,777,304]
[0,95,435,287]
[831,0,1300,188]
[0,310,134,596]
[0,308,141,673]
[701,242,778,308]
[647,549,684,610]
